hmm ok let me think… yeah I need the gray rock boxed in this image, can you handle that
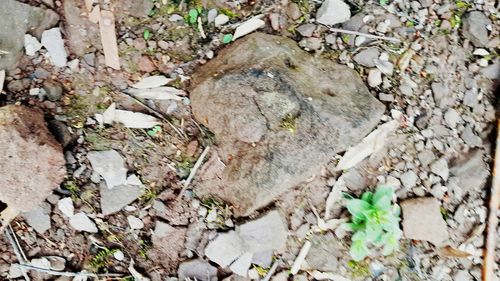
[461,125,482,147]
[111,0,154,18]
[462,11,491,47]
[191,33,384,216]
[401,197,449,246]
[24,34,42,56]
[207,9,218,23]
[296,24,316,37]
[304,232,345,271]
[417,150,435,167]
[100,179,144,215]
[400,171,418,189]
[205,210,288,268]
[23,204,51,234]
[88,150,128,189]
[431,82,455,108]
[453,270,473,281]
[0,0,59,69]
[41,28,68,67]
[178,259,217,281]
[430,158,449,181]
[444,108,460,128]
[69,212,98,233]
[62,0,101,57]
[0,105,65,226]
[316,0,351,26]
[480,60,499,80]
[353,48,380,67]
[449,150,489,197]
[148,221,187,272]
[43,80,63,101]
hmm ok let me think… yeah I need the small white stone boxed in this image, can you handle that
[127,215,144,229]
[206,209,218,222]
[368,69,382,87]
[113,250,125,261]
[316,0,351,25]
[69,212,98,233]
[57,197,74,217]
[24,34,43,56]
[214,14,229,27]
[41,28,68,67]
[444,108,461,128]
[207,9,218,23]
[473,48,489,56]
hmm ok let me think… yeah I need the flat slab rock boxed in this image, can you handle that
[191,33,384,216]
[401,197,449,246]
[0,105,65,225]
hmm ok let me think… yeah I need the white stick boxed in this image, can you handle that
[262,259,280,281]
[290,240,312,275]
[327,27,401,43]
[177,145,211,199]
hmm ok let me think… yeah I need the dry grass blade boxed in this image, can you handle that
[177,146,211,199]
[483,119,500,281]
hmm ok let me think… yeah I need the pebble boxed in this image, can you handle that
[207,9,218,23]
[127,215,145,229]
[23,205,51,234]
[296,24,316,37]
[444,108,461,128]
[353,47,379,67]
[461,125,482,147]
[43,80,63,101]
[69,212,98,233]
[87,150,127,189]
[214,14,229,27]
[57,197,74,217]
[368,69,382,87]
[462,11,491,47]
[315,0,351,25]
[24,34,42,56]
[41,28,68,67]
[400,171,418,189]
[430,158,449,181]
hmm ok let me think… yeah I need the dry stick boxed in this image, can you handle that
[290,240,312,275]
[4,226,30,281]
[14,264,123,279]
[483,119,500,281]
[262,259,280,281]
[177,145,211,200]
[326,27,402,43]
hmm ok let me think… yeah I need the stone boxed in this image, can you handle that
[296,24,316,37]
[127,215,144,229]
[400,171,418,189]
[449,150,489,197]
[41,28,68,67]
[100,178,144,215]
[214,14,229,27]
[111,0,154,18]
[43,80,63,101]
[401,197,449,246]
[178,259,217,281]
[23,204,51,234]
[24,34,43,56]
[368,68,382,87]
[305,232,345,271]
[0,105,65,227]
[430,158,449,181]
[417,150,435,167]
[444,108,460,128]
[205,210,288,267]
[461,125,482,147]
[47,120,75,148]
[207,9,218,23]
[191,33,384,216]
[148,221,187,272]
[453,270,473,281]
[462,11,491,47]
[230,252,253,277]
[431,82,455,108]
[57,197,74,217]
[316,0,351,26]
[69,212,98,233]
[87,150,128,189]
[62,0,101,57]
[353,48,380,67]
[0,0,59,69]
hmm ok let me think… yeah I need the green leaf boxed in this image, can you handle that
[361,191,373,203]
[346,199,371,221]
[343,222,365,232]
[350,232,370,261]
[365,222,383,243]
[188,9,198,24]
[222,34,233,44]
[143,29,151,40]
[373,186,393,210]
[381,229,402,255]
[379,0,389,5]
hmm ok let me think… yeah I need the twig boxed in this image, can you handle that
[197,17,207,39]
[325,27,402,43]
[262,259,280,281]
[4,226,30,281]
[177,145,210,199]
[14,264,123,278]
[290,240,312,275]
[483,119,500,281]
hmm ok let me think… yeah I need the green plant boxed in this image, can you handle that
[147,125,162,137]
[89,248,118,272]
[222,34,233,44]
[188,8,199,24]
[343,186,402,261]
[143,29,152,40]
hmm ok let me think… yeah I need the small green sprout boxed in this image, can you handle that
[89,248,118,272]
[343,186,402,261]
[222,34,233,44]
[143,29,152,40]
[188,8,199,24]
[147,125,162,137]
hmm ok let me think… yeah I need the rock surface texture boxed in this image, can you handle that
[190,33,384,216]
[0,105,65,223]
[0,0,59,69]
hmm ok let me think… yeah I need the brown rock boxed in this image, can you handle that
[401,197,449,246]
[138,56,156,72]
[190,33,384,216]
[0,105,65,227]
[63,0,101,57]
[147,221,187,273]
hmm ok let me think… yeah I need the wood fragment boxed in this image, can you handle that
[177,146,211,199]
[98,10,120,70]
[88,5,100,24]
[326,27,401,43]
[483,119,500,281]
[290,240,311,275]
[262,260,280,281]
[0,69,5,93]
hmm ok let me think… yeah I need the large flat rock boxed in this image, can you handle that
[190,33,384,216]
[0,105,65,226]
[0,0,59,69]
